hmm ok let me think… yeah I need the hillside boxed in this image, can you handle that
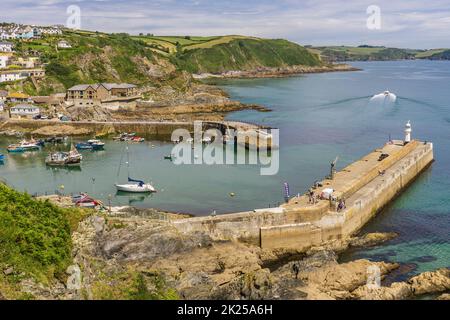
[173,38,323,74]
[426,49,450,60]
[10,30,180,96]
[310,46,419,62]
[3,30,326,96]
[309,45,450,62]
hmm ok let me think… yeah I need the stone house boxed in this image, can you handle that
[66,83,139,110]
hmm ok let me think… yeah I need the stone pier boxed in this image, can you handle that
[173,139,434,249]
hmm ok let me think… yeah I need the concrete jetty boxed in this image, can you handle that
[173,138,434,250]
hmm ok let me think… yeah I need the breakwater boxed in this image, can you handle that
[173,139,434,249]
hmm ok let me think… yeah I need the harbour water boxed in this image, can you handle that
[1,60,449,277]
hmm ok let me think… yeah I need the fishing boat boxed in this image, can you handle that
[114,132,136,141]
[19,139,40,151]
[115,145,156,193]
[46,144,82,166]
[7,144,24,153]
[75,142,93,150]
[87,139,105,150]
[0,154,4,162]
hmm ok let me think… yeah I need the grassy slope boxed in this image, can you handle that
[10,30,171,95]
[173,38,323,74]
[0,183,86,299]
[310,46,450,61]
[5,31,323,94]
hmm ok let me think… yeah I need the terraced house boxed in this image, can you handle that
[66,83,139,110]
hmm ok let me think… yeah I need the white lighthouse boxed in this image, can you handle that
[404,120,412,145]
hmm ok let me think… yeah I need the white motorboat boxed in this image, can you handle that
[371,90,397,103]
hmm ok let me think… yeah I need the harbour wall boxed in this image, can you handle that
[173,141,434,249]
[2,120,194,138]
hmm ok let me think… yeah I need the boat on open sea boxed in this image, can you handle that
[7,144,24,153]
[45,144,82,166]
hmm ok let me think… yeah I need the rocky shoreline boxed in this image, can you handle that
[6,206,448,300]
[193,64,360,79]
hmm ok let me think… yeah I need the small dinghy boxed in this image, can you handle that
[0,154,5,162]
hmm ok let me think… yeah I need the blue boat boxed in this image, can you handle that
[87,139,105,150]
[75,142,93,150]
[0,154,4,162]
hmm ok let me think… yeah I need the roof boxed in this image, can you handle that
[0,90,8,97]
[67,84,95,91]
[0,41,13,45]
[8,92,30,99]
[101,83,137,90]
[67,83,137,91]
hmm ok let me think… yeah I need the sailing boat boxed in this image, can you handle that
[115,144,156,193]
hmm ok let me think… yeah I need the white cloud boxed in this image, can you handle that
[1,0,449,48]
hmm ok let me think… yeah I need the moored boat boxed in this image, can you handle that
[0,154,4,162]
[19,139,40,151]
[46,144,82,166]
[75,142,93,150]
[87,139,105,150]
[115,178,156,193]
[115,144,156,193]
[7,144,24,153]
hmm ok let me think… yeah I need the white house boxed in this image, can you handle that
[57,40,72,49]
[0,42,14,52]
[0,55,9,68]
[0,71,24,82]
[9,104,40,119]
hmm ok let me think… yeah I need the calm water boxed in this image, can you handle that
[1,60,449,276]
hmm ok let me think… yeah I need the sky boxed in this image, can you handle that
[1,0,450,49]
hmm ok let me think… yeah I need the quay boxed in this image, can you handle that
[0,119,274,149]
[173,127,434,250]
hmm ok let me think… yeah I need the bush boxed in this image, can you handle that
[0,184,87,283]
